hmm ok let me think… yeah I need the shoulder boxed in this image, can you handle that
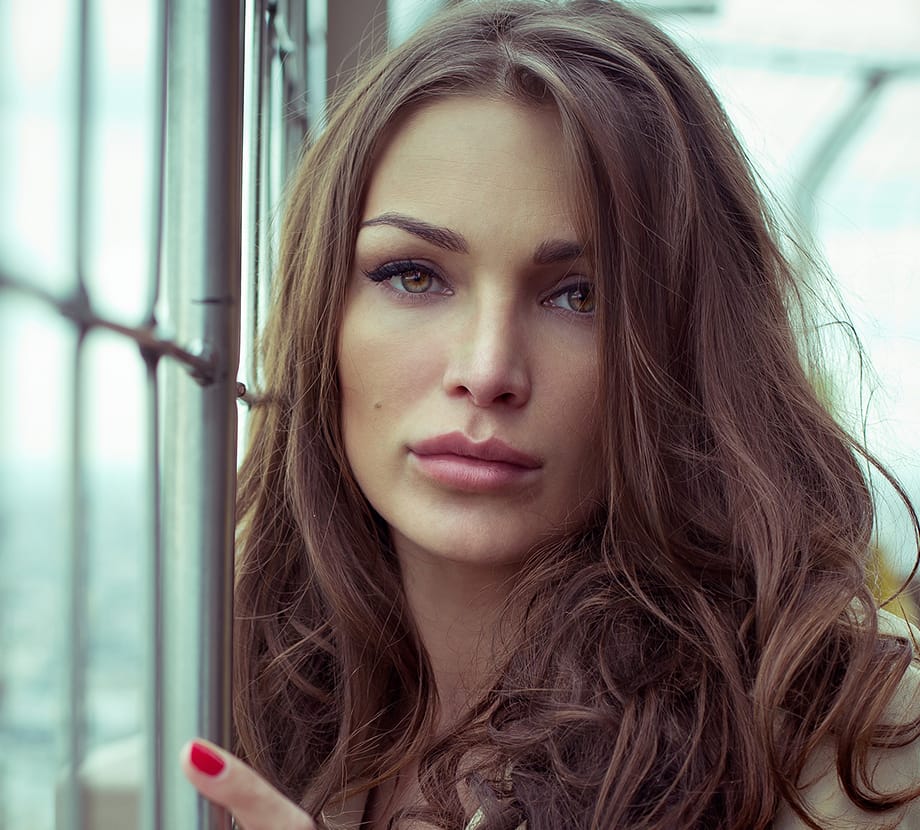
[773,608,920,829]
[879,607,920,727]
[878,606,920,643]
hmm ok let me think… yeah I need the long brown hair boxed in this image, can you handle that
[233,2,920,827]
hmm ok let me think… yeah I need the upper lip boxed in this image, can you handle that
[409,432,541,469]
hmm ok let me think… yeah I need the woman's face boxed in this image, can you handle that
[338,96,604,571]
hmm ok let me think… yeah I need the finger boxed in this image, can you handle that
[180,738,317,830]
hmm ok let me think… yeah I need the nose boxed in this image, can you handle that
[442,304,532,408]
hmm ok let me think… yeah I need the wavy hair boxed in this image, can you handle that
[233,2,920,827]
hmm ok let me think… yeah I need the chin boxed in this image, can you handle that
[393,526,537,571]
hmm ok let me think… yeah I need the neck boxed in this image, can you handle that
[396,543,520,730]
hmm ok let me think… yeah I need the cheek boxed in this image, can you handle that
[545,341,599,420]
[337,304,440,444]
[338,329,385,446]
[556,361,605,484]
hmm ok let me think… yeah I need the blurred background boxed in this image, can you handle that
[0,0,917,827]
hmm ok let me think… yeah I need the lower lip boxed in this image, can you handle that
[410,452,539,492]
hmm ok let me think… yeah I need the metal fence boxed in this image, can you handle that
[0,0,242,826]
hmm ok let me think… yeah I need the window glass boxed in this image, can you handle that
[0,296,75,829]
[0,1,76,292]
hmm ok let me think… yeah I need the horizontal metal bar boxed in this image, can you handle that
[0,269,217,384]
[691,41,920,77]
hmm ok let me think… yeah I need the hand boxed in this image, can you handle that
[180,738,318,830]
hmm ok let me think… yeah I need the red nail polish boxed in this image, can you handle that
[190,741,226,776]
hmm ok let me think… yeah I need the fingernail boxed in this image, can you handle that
[189,741,226,777]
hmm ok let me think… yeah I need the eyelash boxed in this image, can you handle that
[362,260,595,316]
[363,260,450,298]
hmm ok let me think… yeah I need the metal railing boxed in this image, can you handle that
[0,0,241,825]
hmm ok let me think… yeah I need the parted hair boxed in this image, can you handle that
[233,1,920,827]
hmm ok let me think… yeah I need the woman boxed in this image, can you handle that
[181,1,920,827]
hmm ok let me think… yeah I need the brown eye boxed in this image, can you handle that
[547,281,596,314]
[400,269,432,293]
[566,284,595,313]
[363,260,449,296]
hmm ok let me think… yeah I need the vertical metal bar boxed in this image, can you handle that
[63,0,93,826]
[242,0,267,392]
[305,0,328,132]
[280,0,310,171]
[147,0,170,319]
[158,0,243,826]
[142,353,164,830]
[64,330,89,830]
[142,1,169,828]
[262,2,283,353]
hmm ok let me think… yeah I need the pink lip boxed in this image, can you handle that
[408,432,541,492]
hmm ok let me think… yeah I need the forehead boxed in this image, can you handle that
[360,96,581,242]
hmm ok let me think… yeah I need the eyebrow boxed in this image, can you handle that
[359,212,585,265]
[360,212,467,253]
